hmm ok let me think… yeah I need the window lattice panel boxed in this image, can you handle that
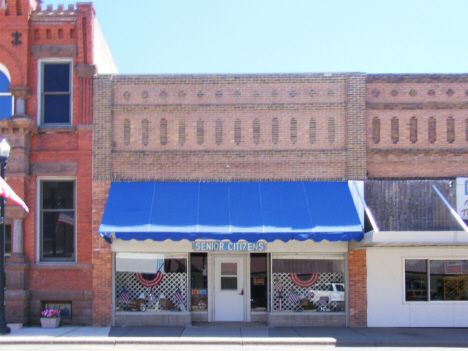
[116,272,187,310]
[272,272,344,312]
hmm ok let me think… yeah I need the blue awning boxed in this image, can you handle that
[99,181,363,243]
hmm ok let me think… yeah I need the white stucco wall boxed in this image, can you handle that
[93,18,118,74]
[367,247,468,327]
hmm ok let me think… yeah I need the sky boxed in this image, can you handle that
[41,0,468,75]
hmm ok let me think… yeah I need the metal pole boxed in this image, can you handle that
[0,159,10,334]
[432,184,468,232]
[353,181,380,232]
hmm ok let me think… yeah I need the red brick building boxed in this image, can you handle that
[0,0,117,326]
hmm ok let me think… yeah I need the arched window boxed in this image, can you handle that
[0,64,13,119]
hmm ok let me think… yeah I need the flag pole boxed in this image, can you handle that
[0,138,11,335]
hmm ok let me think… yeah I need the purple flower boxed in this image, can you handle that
[41,309,60,318]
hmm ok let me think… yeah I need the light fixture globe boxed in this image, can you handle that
[0,139,10,162]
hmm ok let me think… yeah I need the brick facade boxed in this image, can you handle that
[367,74,468,178]
[92,72,468,327]
[92,73,371,326]
[0,1,101,326]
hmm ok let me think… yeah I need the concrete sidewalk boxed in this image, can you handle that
[1,324,468,346]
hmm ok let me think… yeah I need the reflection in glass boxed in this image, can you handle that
[430,260,468,301]
[405,259,428,301]
[191,253,208,311]
[272,258,345,313]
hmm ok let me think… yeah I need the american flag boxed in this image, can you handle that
[58,212,74,226]
[288,289,299,304]
[119,288,130,302]
[0,176,28,213]
[147,288,156,302]
[278,291,283,310]
[173,287,184,304]
[274,278,282,292]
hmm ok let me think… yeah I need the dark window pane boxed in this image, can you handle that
[42,181,74,209]
[43,95,70,124]
[42,212,74,259]
[44,64,70,92]
[0,96,12,119]
[250,253,267,310]
[405,259,428,301]
[430,260,468,301]
[164,258,187,273]
[5,224,11,255]
[221,277,237,290]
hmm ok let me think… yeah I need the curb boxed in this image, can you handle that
[1,336,468,347]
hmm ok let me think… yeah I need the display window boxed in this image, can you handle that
[190,253,208,311]
[115,254,187,312]
[271,256,345,313]
[405,259,468,301]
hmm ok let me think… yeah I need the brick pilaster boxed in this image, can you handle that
[348,249,367,327]
[346,73,367,179]
[92,181,112,326]
[93,75,113,181]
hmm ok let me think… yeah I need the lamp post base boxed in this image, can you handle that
[0,324,11,335]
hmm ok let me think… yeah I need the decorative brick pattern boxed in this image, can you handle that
[366,74,468,178]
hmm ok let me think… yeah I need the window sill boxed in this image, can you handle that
[31,263,92,271]
[38,126,76,134]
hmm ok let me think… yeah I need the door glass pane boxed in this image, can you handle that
[250,253,267,311]
[221,262,237,275]
[221,277,237,290]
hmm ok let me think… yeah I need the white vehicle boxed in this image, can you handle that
[309,283,345,307]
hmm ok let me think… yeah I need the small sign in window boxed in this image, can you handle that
[445,261,463,274]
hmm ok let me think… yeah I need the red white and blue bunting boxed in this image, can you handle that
[135,272,164,287]
[290,273,320,288]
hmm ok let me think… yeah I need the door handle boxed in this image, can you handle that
[239,289,244,295]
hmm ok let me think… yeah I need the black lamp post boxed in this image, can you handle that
[0,138,11,335]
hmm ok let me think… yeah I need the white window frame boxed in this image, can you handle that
[37,58,73,126]
[0,62,14,118]
[403,257,468,303]
[36,177,77,263]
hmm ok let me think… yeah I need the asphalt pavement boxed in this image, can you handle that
[1,323,468,347]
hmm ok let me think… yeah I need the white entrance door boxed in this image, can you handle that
[214,256,244,321]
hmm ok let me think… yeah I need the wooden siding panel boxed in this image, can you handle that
[365,180,461,231]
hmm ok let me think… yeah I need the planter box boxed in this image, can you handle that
[40,317,61,328]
